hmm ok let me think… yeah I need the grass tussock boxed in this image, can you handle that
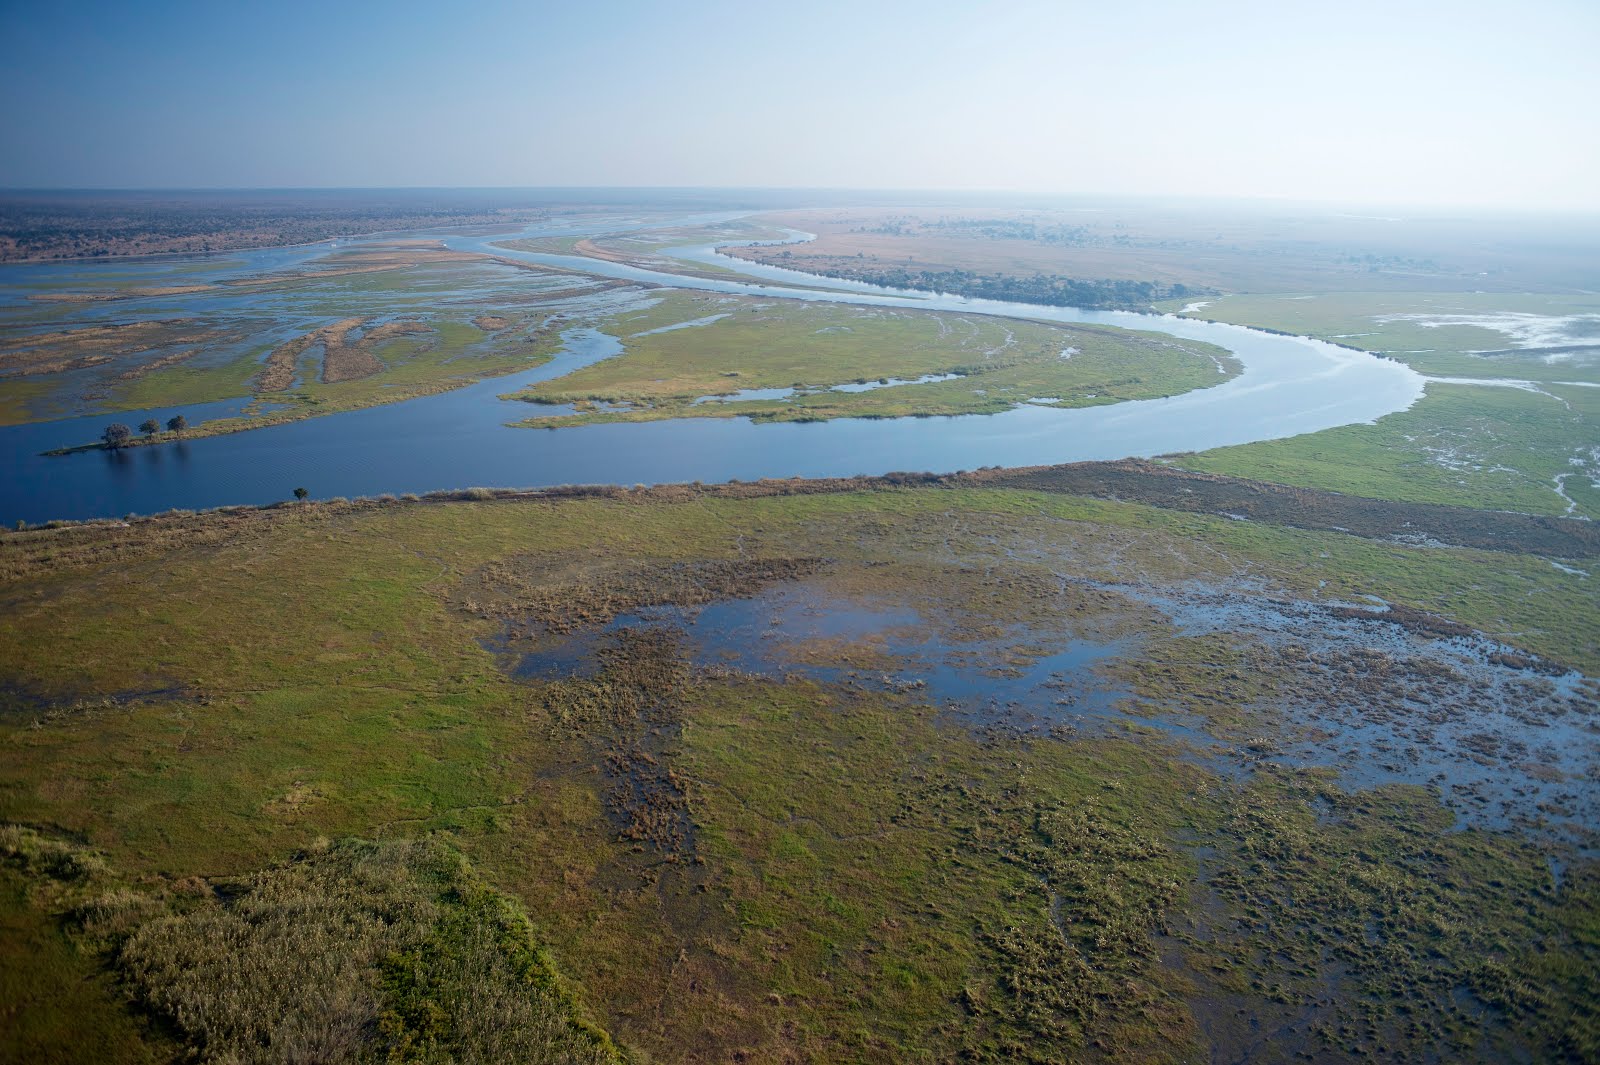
[967,802,1191,1062]
[0,823,108,883]
[1190,769,1600,1062]
[119,837,623,1065]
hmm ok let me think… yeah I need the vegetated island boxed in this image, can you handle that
[507,292,1239,429]
[9,241,648,451]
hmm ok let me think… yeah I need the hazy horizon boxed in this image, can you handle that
[3,0,1598,211]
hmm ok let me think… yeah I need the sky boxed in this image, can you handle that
[2,0,1597,210]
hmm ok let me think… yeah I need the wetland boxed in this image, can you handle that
[0,211,1420,524]
[2,193,1596,1065]
[2,473,1595,1063]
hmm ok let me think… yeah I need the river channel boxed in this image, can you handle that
[0,216,1424,523]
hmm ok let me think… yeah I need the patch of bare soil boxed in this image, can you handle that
[459,556,828,637]
[0,319,227,378]
[321,319,430,384]
[27,285,216,303]
[244,315,442,391]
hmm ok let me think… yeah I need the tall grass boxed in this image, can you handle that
[118,837,622,1065]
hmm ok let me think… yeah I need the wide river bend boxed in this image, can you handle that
[0,218,1424,523]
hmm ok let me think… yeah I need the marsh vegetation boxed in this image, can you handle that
[0,466,1593,1063]
[3,198,1598,1064]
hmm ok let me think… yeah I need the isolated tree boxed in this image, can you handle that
[166,414,188,433]
[138,419,160,437]
[102,423,132,449]
[293,487,309,501]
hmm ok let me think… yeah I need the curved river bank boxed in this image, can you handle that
[0,219,1424,524]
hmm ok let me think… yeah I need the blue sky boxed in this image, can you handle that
[2,0,1597,208]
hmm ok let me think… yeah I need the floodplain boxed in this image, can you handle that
[1,469,1595,1063]
[2,193,1597,1065]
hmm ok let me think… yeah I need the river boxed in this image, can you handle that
[0,217,1423,524]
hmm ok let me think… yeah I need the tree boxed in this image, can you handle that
[102,423,132,449]
[166,414,188,433]
[293,487,309,501]
[138,419,160,437]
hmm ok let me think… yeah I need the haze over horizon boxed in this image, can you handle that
[3,0,1598,211]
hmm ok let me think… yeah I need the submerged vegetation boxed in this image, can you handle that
[1,241,627,439]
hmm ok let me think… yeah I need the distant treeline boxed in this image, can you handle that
[773,260,1214,310]
[0,190,550,262]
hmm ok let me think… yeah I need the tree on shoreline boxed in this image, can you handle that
[166,414,188,433]
[139,419,160,437]
[102,423,131,449]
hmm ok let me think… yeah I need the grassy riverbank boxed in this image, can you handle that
[1157,291,1600,383]
[1151,291,1600,519]
[1174,381,1600,519]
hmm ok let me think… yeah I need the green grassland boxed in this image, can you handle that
[1,479,1594,1062]
[501,219,789,262]
[1155,291,1600,384]
[501,234,585,255]
[1175,381,1600,519]
[1146,291,1600,518]
[112,343,269,411]
[509,292,1239,428]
